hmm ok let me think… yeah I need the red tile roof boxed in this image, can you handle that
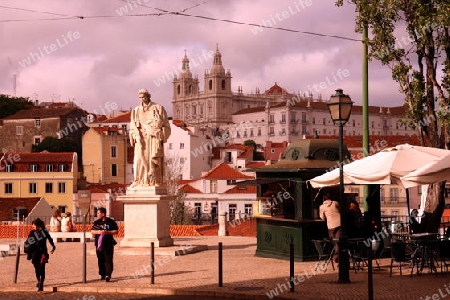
[245,162,265,169]
[201,163,254,180]
[233,100,408,116]
[180,184,202,194]
[223,185,257,194]
[3,107,84,119]
[0,152,76,172]
[102,112,131,123]
[92,127,124,135]
[0,197,41,221]
[179,179,196,185]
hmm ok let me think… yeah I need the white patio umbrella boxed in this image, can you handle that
[400,154,450,188]
[308,144,450,215]
[309,144,450,188]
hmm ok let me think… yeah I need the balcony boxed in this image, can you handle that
[279,131,286,136]
[301,120,308,124]
[279,120,286,124]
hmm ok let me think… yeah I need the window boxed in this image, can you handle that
[180,157,185,164]
[16,126,23,135]
[177,84,181,95]
[121,124,127,133]
[194,203,201,218]
[168,143,173,150]
[281,114,286,123]
[269,127,274,135]
[371,121,375,128]
[12,207,27,220]
[34,137,41,145]
[229,204,237,220]
[192,105,197,116]
[312,117,316,124]
[111,146,117,158]
[245,204,253,216]
[189,85,193,94]
[257,128,261,136]
[58,205,66,214]
[291,113,296,123]
[58,182,66,193]
[45,164,54,172]
[45,183,53,193]
[180,143,185,149]
[302,126,307,135]
[5,164,13,172]
[30,164,38,172]
[35,118,41,126]
[271,149,275,153]
[210,180,217,193]
[29,183,37,194]
[352,119,356,127]
[111,164,118,176]
[225,152,232,163]
[58,164,67,172]
[250,129,254,137]
[323,118,326,125]
[226,179,236,185]
[221,79,226,90]
[390,188,398,203]
[5,183,13,194]
[208,80,213,90]
[269,115,275,124]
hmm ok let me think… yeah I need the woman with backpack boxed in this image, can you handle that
[24,218,56,291]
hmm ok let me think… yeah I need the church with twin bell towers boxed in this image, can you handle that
[172,46,290,128]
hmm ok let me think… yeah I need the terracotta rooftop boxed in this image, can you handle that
[245,162,265,169]
[3,107,85,120]
[102,112,131,123]
[201,163,254,180]
[223,185,257,194]
[232,100,407,116]
[0,197,41,221]
[92,126,125,135]
[0,152,76,172]
[179,184,202,194]
[211,144,252,160]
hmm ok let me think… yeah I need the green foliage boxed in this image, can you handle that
[32,136,79,153]
[170,191,194,225]
[243,139,265,160]
[337,0,450,232]
[0,94,34,119]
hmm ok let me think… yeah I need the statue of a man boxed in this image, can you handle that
[129,89,171,187]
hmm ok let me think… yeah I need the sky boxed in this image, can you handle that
[0,0,406,117]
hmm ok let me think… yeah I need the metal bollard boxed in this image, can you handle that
[290,242,294,292]
[14,245,20,284]
[151,242,155,284]
[218,242,223,287]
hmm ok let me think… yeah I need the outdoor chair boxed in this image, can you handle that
[311,239,335,272]
[379,232,392,259]
[350,241,371,272]
[389,241,415,276]
[438,240,450,274]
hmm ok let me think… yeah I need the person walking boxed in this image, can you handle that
[91,207,118,282]
[25,218,56,291]
[319,193,341,262]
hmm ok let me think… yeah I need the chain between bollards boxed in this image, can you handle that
[218,242,223,287]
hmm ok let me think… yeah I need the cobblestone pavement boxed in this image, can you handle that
[0,292,233,300]
[1,236,450,300]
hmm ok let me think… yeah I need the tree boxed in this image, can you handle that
[336,0,450,232]
[0,94,34,119]
[164,151,194,224]
[32,136,79,153]
[244,139,265,160]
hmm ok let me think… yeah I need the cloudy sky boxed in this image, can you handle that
[0,0,404,116]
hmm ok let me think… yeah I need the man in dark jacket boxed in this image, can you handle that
[91,207,118,282]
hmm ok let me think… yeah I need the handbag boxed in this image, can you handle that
[97,233,105,251]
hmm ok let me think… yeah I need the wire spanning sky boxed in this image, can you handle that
[0,0,404,115]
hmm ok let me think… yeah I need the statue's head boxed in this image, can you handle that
[138,89,151,103]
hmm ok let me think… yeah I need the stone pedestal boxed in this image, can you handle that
[218,212,228,236]
[119,186,174,247]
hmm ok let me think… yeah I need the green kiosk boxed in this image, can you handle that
[253,138,350,261]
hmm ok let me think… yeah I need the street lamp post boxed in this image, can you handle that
[327,88,353,284]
